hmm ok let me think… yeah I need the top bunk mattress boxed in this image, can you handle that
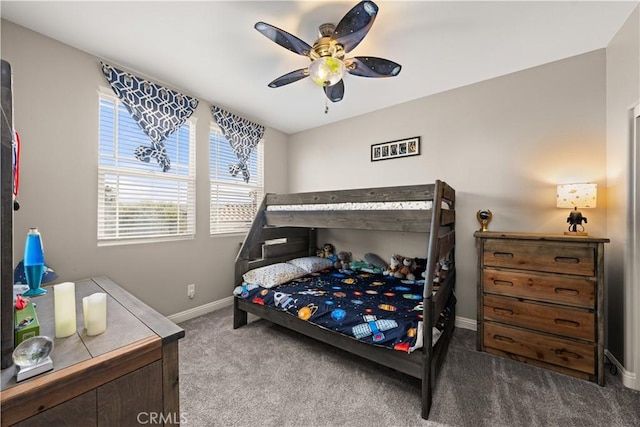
[266,201,437,211]
[234,269,442,353]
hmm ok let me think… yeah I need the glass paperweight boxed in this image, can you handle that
[12,336,54,382]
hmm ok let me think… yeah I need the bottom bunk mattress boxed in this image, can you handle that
[234,268,453,353]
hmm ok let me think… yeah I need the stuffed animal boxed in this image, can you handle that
[433,259,450,284]
[364,253,388,270]
[350,259,383,274]
[413,257,427,280]
[334,251,352,270]
[398,257,416,280]
[383,254,402,276]
[349,259,369,270]
[320,243,337,263]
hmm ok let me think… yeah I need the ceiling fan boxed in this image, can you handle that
[254,0,402,104]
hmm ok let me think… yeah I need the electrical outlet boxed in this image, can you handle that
[187,284,195,299]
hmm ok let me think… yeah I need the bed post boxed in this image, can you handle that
[421,180,444,419]
[233,298,248,329]
[234,196,268,329]
[308,228,318,256]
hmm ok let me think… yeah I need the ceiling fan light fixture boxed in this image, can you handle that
[255,1,400,101]
[308,56,345,87]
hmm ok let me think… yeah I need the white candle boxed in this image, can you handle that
[83,293,107,336]
[54,282,77,338]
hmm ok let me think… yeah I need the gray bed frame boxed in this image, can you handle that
[233,180,456,419]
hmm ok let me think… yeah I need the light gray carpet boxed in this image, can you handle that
[178,306,640,427]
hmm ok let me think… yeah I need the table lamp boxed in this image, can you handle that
[23,228,46,296]
[556,183,597,236]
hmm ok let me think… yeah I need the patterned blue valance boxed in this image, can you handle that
[211,106,265,183]
[101,63,199,172]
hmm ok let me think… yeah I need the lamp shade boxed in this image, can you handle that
[556,183,597,209]
[308,57,345,87]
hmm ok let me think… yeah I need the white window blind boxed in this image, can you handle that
[210,125,264,235]
[98,93,196,244]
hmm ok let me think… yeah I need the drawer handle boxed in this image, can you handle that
[494,334,515,343]
[493,280,514,287]
[555,287,579,296]
[554,318,580,328]
[493,308,514,316]
[555,349,581,359]
[554,256,580,264]
[493,252,514,258]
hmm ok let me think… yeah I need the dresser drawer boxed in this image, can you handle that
[483,295,595,341]
[483,268,595,308]
[483,239,595,276]
[483,322,595,374]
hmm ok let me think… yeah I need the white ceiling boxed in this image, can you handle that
[1,1,637,134]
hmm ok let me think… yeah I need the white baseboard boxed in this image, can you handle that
[605,349,638,390]
[455,315,477,331]
[168,295,234,324]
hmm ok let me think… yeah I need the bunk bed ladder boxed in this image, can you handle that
[234,196,318,329]
[234,197,268,329]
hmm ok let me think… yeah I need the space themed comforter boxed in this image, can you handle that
[234,269,429,353]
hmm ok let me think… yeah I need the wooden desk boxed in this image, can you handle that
[0,277,185,426]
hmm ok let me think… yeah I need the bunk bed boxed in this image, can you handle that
[233,180,456,419]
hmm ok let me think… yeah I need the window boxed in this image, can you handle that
[209,125,264,235]
[97,92,196,244]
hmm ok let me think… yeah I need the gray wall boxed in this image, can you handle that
[287,50,608,329]
[1,20,289,316]
[605,5,639,381]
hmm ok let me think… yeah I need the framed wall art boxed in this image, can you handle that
[371,136,421,162]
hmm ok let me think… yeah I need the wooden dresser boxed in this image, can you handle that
[0,277,185,426]
[474,232,609,384]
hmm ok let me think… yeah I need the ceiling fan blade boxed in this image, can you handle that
[268,68,309,88]
[345,57,402,78]
[255,22,312,57]
[332,1,378,53]
[324,80,344,103]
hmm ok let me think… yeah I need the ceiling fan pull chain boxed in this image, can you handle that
[325,96,329,114]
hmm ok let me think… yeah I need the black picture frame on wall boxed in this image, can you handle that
[371,136,421,162]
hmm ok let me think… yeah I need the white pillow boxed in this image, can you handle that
[242,263,307,288]
[287,256,334,273]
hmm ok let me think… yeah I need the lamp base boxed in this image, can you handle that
[564,231,588,236]
[22,286,47,297]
